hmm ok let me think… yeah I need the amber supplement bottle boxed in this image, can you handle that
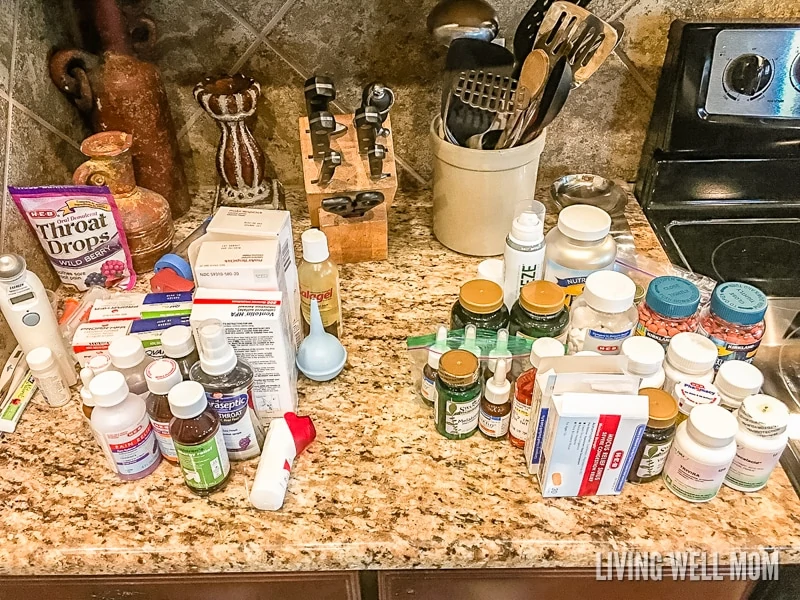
[144,358,183,463]
[450,279,510,332]
[479,359,512,440]
[435,350,482,440]
[509,281,570,342]
[628,388,679,484]
[168,380,231,496]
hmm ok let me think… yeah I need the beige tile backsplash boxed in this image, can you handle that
[1,0,800,361]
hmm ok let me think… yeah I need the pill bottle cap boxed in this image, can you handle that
[621,336,665,376]
[738,394,789,437]
[687,404,738,448]
[639,388,678,429]
[197,321,237,376]
[710,282,768,326]
[477,259,504,286]
[714,360,764,406]
[88,354,112,374]
[168,380,208,419]
[583,271,636,313]
[519,281,565,315]
[485,359,511,404]
[530,337,566,368]
[88,371,130,408]
[145,359,183,395]
[645,276,701,319]
[666,332,717,374]
[285,412,317,455]
[301,229,330,263]
[438,349,479,387]
[556,205,611,241]
[109,336,146,369]
[160,325,196,359]
[674,381,721,416]
[510,211,544,244]
[459,279,504,314]
[26,347,55,372]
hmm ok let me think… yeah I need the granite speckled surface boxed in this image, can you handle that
[1,187,799,577]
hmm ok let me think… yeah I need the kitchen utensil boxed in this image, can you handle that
[320,196,353,218]
[354,106,382,154]
[352,191,385,216]
[497,49,548,148]
[455,70,520,114]
[427,0,499,46]
[314,150,341,185]
[304,75,336,115]
[520,56,572,144]
[361,82,395,123]
[566,14,619,87]
[445,96,495,147]
[309,111,337,158]
[512,0,591,76]
[367,144,388,179]
[296,299,347,382]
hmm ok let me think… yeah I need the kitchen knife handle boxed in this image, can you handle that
[314,150,342,185]
[304,75,336,115]
[308,111,337,158]
[361,82,395,123]
[367,144,387,180]
[354,106,381,155]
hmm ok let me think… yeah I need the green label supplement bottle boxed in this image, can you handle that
[509,280,570,342]
[450,279,510,332]
[435,349,481,440]
[168,380,231,495]
[628,388,678,483]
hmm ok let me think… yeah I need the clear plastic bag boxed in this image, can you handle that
[614,254,717,307]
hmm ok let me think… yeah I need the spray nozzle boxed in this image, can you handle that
[197,319,237,376]
[511,211,545,243]
[459,324,481,358]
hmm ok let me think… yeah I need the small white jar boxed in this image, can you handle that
[714,360,764,411]
[662,332,718,392]
[621,336,665,389]
[662,404,738,503]
[567,271,638,355]
[26,347,71,407]
[724,395,790,492]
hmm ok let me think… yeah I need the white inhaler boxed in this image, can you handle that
[250,412,316,511]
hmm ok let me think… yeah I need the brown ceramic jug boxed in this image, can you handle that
[74,131,174,273]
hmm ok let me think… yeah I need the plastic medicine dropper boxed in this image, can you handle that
[189,321,265,461]
[503,210,546,309]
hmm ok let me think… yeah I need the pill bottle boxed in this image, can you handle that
[724,395,790,493]
[635,276,700,347]
[26,347,71,407]
[109,335,153,397]
[434,349,482,440]
[450,279,510,332]
[543,205,616,305]
[662,332,718,392]
[698,282,768,370]
[509,281,570,343]
[672,381,722,425]
[621,336,665,389]
[509,337,565,448]
[567,270,638,355]
[479,359,512,441]
[160,325,199,380]
[662,404,737,503]
[144,358,182,462]
[89,371,162,481]
[169,380,231,496]
[627,388,678,483]
[713,360,764,411]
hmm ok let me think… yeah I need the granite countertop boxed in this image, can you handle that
[1,187,799,577]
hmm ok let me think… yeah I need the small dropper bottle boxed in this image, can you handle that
[421,326,449,408]
[459,324,481,358]
[484,328,512,382]
[479,359,512,440]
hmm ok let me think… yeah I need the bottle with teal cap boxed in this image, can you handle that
[459,324,481,358]
[484,328,512,382]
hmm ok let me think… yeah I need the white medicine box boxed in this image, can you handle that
[194,239,284,291]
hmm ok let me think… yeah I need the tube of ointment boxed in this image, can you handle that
[0,372,37,433]
[250,412,316,510]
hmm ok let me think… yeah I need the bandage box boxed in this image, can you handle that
[194,239,284,292]
[537,392,648,497]
[72,321,132,366]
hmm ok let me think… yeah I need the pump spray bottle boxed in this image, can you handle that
[503,211,546,309]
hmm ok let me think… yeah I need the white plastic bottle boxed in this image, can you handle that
[714,360,764,411]
[662,404,738,502]
[26,347,71,407]
[662,332,718,393]
[724,395,791,492]
[250,412,316,511]
[503,211,546,309]
[621,336,665,389]
[89,371,162,480]
[109,336,153,397]
[298,229,341,338]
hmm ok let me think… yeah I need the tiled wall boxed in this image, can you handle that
[1,0,800,361]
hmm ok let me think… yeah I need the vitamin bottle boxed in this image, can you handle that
[484,328,512,382]
[714,360,764,411]
[421,326,449,408]
[509,281,570,343]
[662,332,718,393]
[451,279,510,332]
[109,335,153,397]
[662,404,737,503]
[26,347,70,407]
[89,371,162,480]
[621,336,665,389]
[566,270,638,355]
[160,325,200,380]
[673,381,722,425]
[635,276,701,347]
[168,380,231,495]
[479,359,512,441]
[543,205,616,305]
[503,211,546,309]
[434,349,482,440]
[509,337,565,448]
[627,388,678,483]
[189,321,265,460]
[144,358,182,463]
[298,229,341,338]
[698,282,767,370]
[724,395,791,492]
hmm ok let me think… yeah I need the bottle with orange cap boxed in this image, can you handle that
[450,279,510,332]
[508,281,570,343]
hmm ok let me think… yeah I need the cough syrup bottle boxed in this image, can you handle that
[298,229,341,338]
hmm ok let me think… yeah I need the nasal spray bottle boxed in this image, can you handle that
[503,205,546,309]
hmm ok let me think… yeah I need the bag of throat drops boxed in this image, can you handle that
[9,185,136,291]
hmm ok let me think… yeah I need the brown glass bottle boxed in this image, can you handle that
[144,359,183,463]
[168,381,231,496]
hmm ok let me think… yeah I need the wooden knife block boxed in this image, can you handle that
[298,113,397,264]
